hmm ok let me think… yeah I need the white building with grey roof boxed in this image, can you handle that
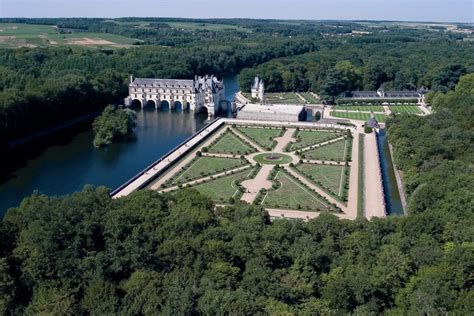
[125,75,225,116]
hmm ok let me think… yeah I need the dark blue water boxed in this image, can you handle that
[0,74,239,216]
[377,128,404,216]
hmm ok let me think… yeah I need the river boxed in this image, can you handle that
[0,74,239,216]
[377,128,405,216]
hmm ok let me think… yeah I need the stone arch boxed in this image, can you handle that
[314,111,322,121]
[160,100,170,111]
[174,101,183,112]
[184,102,191,111]
[130,99,142,108]
[200,106,209,115]
[145,99,156,109]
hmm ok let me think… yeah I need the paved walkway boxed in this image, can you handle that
[148,125,228,190]
[266,208,353,221]
[241,165,274,203]
[273,128,296,152]
[364,132,386,218]
[112,119,225,198]
[346,134,359,220]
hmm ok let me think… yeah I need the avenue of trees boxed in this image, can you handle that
[92,105,137,147]
[238,39,473,101]
[0,74,472,315]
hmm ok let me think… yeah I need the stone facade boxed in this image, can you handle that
[251,76,264,102]
[125,75,225,115]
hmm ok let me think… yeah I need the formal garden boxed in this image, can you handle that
[285,128,345,151]
[299,92,320,104]
[389,105,423,114]
[257,166,340,212]
[236,125,284,150]
[264,92,305,104]
[332,105,385,112]
[330,111,387,122]
[150,122,358,217]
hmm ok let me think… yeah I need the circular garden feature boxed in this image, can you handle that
[253,153,292,165]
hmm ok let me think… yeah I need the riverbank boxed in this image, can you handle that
[8,111,102,149]
[388,143,408,215]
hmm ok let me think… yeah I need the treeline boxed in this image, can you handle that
[238,38,474,100]
[0,76,472,315]
[0,183,471,313]
[0,38,316,145]
[387,73,474,214]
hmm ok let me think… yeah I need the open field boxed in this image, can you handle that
[0,23,138,48]
[330,111,387,122]
[301,138,349,162]
[207,131,255,154]
[236,126,283,150]
[299,92,320,103]
[288,130,343,151]
[264,92,305,104]
[295,163,348,199]
[333,105,385,112]
[389,105,423,114]
[192,168,253,202]
[262,170,330,212]
[169,156,248,185]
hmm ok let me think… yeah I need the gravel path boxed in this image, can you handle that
[240,165,274,203]
[364,132,386,218]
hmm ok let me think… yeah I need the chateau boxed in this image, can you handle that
[125,75,226,115]
[251,76,265,102]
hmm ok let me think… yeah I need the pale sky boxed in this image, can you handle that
[0,0,473,23]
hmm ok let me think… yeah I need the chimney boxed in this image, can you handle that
[129,74,133,84]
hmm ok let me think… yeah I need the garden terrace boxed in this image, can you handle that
[286,129,345,151]
[236,126,284,151]
[264,92,305,104]
[260,168,338,213]
[330,111,387,122]
[299,92,320,104]
[299,137,352,162]
[332,105,385,112]
[389,105,423,114]
[205,128,256,155]
[293,163,350,202]
[164,156,249,186]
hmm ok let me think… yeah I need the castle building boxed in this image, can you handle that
[251,76,265,102]
[341,85,428,103]
[125,75,225,115]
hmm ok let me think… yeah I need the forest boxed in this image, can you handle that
[0,36,316,147]
[0,18,472,314]
[1,74,473,315]
[238,39,474,101]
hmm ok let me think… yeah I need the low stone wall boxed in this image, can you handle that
[111,118,225,198]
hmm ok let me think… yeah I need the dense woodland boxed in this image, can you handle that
[0,19,473,314]
[0,75,472,315]
[238,40,474,101]
[92,105,137,147]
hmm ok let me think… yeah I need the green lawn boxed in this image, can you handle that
[170,156,248,185]
[389,105,423,114]
[236,126,282,150]
[262,170,330,212]
[333,105,385,112]
[192,168,253,202]
[299,92,320,104]
[330,111,387,122]
[207,131,256,154]
[288,130,344,151]
[295,163,347,198]
[301,138,349,162]
[0,23,138,48]
[264,92,305,104]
